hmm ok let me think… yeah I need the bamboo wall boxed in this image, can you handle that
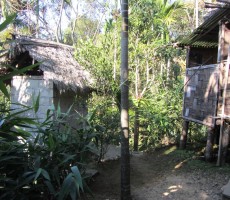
[182,64,219,127]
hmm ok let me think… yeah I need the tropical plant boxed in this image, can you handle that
[128,78,183,151]
[0,14,100,199]
[0,94,101,199]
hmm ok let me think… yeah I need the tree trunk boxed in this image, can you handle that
[36,0,39,38]
[205,126,215,162]
[160,62,164,77]
[166,58,170,83]
[56,0,64,43]
[133,104,139,151]
[180,120,189,149]
[120,0,131,199]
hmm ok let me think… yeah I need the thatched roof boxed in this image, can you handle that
[9,37,93,93]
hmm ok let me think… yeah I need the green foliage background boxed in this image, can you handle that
[0,0,212,198]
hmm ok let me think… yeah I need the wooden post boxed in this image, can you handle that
[205,126,215,162]
[217,21,225,63]
[180,47,191,150]
[180,120,189,149]
[220,122,230,165]
[216,20,226,166]
[217,46,230,166]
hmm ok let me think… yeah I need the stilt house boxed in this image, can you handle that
[1,37,94,129]
[178,8,230,165]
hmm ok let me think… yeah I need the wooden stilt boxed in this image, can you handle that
[180,120,189,149]
[221,123,230,165]
[205,126,215,162]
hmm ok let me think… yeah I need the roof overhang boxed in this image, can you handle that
[178,8,230,48]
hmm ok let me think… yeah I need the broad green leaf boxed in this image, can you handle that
[33,92,40,114]
[0,81,9,99]
[58,173,73,200]
[65,104,73,116]
[6,107,32,118]
[48,134,55,150]
[34,168,42,182]
[0,62,40,81]
[41,169,51,181]
[69,185,77,200]
[56,101,61,117]
[12,126,32,138]
[71,166,83,191]
[0,119,4,127]
[21,171,35,177]
[0,13,16,32]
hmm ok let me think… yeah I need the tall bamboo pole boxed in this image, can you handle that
[120,0,131,199]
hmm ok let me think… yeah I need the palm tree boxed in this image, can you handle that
[153,0,184,43]
[120,0,131,199]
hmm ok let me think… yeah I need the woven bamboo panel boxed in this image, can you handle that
[183,64,219,127]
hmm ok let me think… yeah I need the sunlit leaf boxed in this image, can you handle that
[33,92,40,114]
[0,81,9,99]
[0,13,16,32]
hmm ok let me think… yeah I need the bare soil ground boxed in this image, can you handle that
[87,145,230,200]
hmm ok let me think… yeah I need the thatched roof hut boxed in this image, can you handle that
[1,37,94,128]
[8,37,93,93]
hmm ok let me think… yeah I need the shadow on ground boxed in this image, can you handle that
[87,145,230,200]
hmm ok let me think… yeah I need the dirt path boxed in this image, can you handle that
[88,146,230,200]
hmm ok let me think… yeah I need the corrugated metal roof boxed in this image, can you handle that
[178,8,230,48]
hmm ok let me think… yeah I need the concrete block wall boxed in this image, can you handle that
[11,76,89,135]
[11,76,54,124]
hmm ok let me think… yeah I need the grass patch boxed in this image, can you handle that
[166,147,196,160]
[162,146,230,173]
[187,159,230,173]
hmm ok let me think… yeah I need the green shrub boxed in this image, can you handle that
[0,97,101,199]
